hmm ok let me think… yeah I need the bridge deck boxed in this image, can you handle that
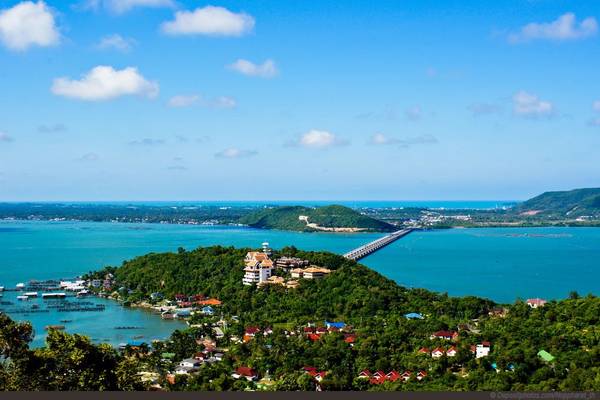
[343,228,413,261]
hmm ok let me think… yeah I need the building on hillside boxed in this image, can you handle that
[474,341,491,358]
[257,275,285,287]
[430,330,459,340]
[232,366,257,381]
[275,257,309,271]
[526,298,547,308]
[431,347,445,358]
[446,346,457,357]
[243,251,273,285]
[291,266,331,279]
[303,266,331,279]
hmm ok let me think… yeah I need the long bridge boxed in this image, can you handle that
[343,228,414,261]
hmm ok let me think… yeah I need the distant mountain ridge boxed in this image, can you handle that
[239,204,396,232]
[514,188,600,217]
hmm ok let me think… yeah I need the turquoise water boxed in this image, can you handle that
[361,227,600,302]
[1,221,599,347]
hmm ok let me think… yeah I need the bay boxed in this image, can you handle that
[1,220,598,347]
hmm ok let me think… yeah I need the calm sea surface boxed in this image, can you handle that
[1,220,598,346]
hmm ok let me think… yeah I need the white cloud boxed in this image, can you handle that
[97,34,135,52]
[0,1,59,51]
[0,132,14,142]
[405,106,422,121]
[212,96,237,109]
[168,94,200,108]
[215,147,257,159]
[370,133,398,145]
[512,91,555,117]
[51,66,159,101]
[228,59,277,78]
[593,100,600,112]
[369,133,438,147]
[161,6,254,36]
[509,12,598,43]
[168,94,237,109]
[290,129,348,149]
[110,0,173,13]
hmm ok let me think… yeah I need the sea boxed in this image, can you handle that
[1,204,599,347]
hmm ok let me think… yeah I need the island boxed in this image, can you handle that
[239,205,397,232]
[1,244,597,391]
[1,188,600,231]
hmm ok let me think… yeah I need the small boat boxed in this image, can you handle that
[60,320,72,323]
[24,292,38,298]
[17,295,29,301]
[16,283,25,290]
[0,286,4,292]
[76,289,90,297]
[45,325,65,331]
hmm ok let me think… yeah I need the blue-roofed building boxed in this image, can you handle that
[175,308,192,318]
[202,306,215,315]
[325,321,346,329]
[405,313,424,320]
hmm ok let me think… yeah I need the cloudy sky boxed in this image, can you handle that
[0,0,599,201]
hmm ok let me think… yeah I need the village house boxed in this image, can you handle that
[386,370,401,382]
[243,326,261,342]
[526,298,547,308]
[446,346,457,357]
[325,321,346,330]
[175,358,201,375]
[431,347,445,358]
[243,251,274,285]
[400,371,412,382]
[304,367,328,382]
[232,366,257,381]
[488,306,508,317]
[416,370,428,381]
[472,341,491,358]
[360,370,420,385]
[418,347,430,355]
[430,330,459,340]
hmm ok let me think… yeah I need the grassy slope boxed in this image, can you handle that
[514,188,600,217]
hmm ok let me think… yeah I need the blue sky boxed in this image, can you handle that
[0,0,599,201]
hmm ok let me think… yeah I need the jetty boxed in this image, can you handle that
[343,228,414,261]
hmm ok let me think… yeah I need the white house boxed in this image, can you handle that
[475,342,491,358]
[243,251,273,285]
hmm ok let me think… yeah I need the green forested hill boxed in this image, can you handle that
[3,245,600,391]
[108,245,492,324]
[514,188,600,217]
[239,205,396,232]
